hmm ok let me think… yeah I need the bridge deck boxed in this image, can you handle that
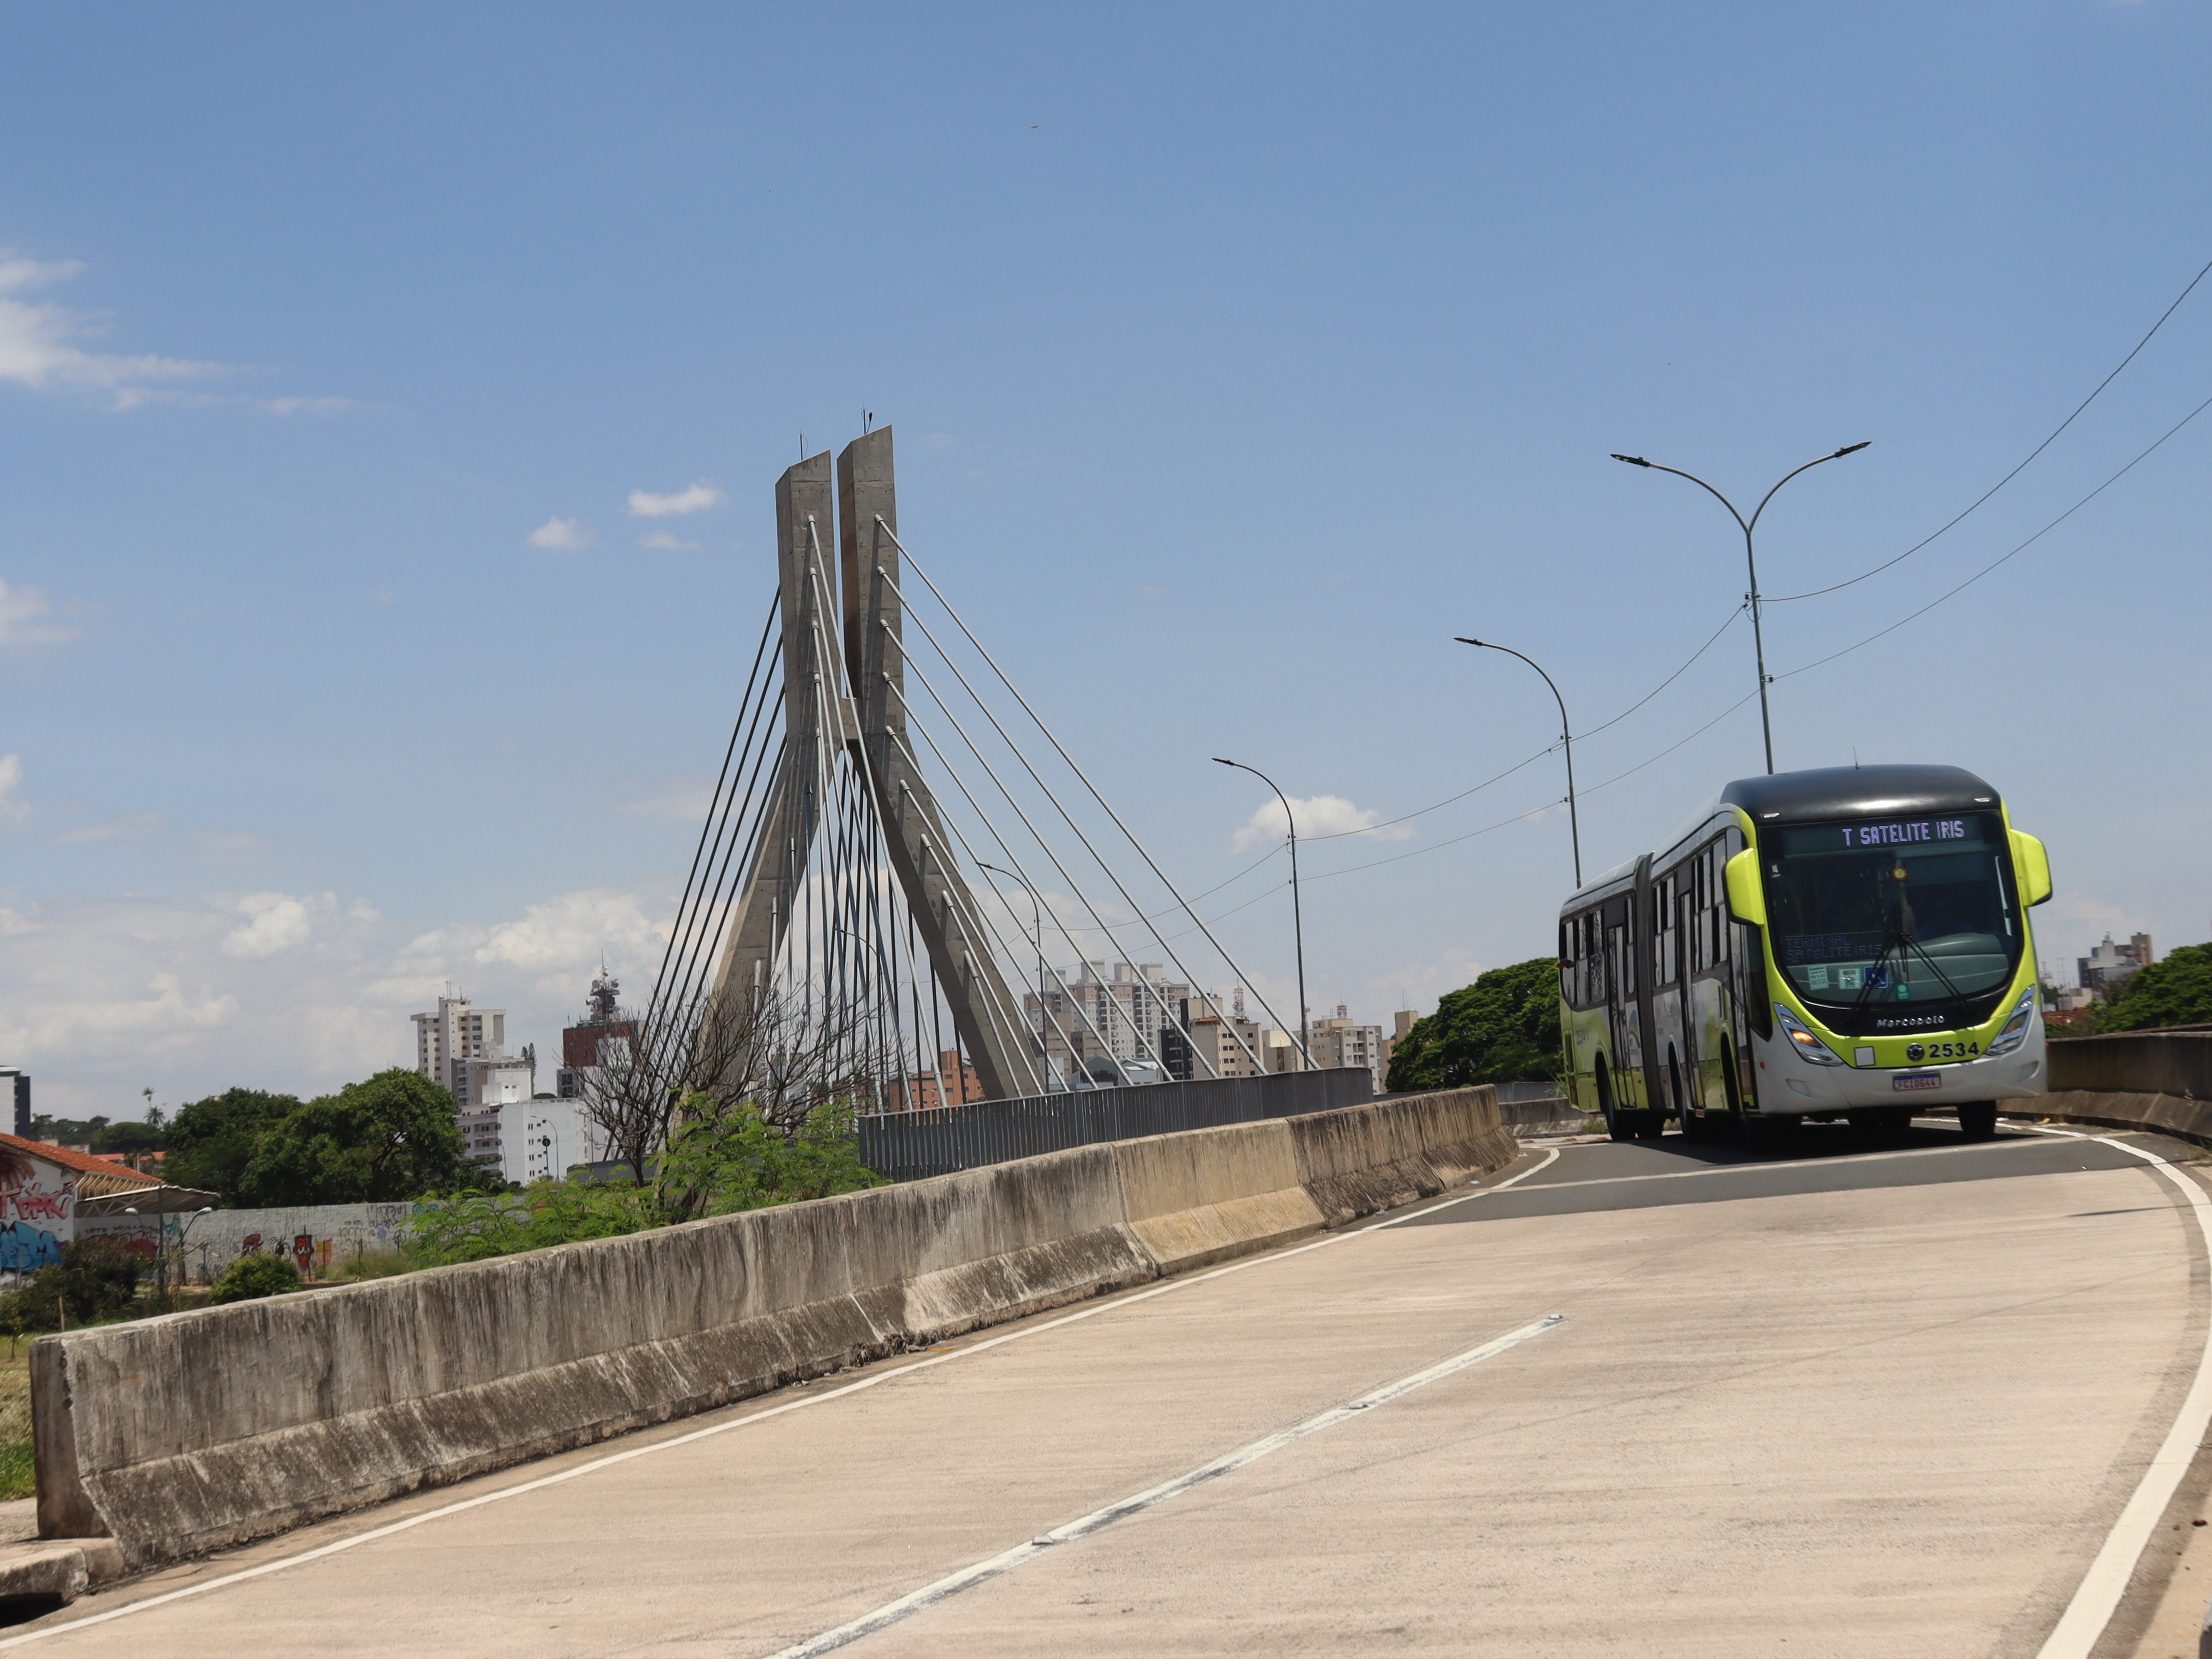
[9,1123,2202,1657]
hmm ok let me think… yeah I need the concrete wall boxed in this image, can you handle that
[32,1087,1513,1571]
[2048,1030,2212,1099]
[2036,1031,2212,1146]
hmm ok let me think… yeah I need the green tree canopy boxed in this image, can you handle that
[163,1087,302,1205]
[237,1070,499,1207]
[1385,957,1562,1091]
[2095,944,2212,1033]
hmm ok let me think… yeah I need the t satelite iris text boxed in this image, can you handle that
[1842,820,1967,847]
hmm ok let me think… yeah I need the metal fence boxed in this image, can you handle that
[857,1068,1375,1183]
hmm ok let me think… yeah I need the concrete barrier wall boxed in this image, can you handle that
[2034,1031,2212,1147]
[2048,1030,2212,1099]
[33,1086,1511,1570]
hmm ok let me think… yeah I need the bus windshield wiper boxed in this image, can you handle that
[1853,931,1904,1015]
[1901,935,1965,1004]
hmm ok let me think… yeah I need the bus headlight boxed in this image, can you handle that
[1774,1005,1844,1066]
[1986,987,2039,1056]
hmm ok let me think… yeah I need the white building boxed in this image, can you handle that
[479,1097,592,1186]
[412,993,507,1110]
[455,1053,536,1171]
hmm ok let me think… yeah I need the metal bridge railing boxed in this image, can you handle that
[856,1068,1375,1183]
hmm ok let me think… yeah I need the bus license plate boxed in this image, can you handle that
[1892,1071,1941,1093]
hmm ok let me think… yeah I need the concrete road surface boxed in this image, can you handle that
[8,1118,2210,1658]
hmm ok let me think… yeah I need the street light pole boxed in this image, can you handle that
[1212,757,1311,1069]
[1455,637,1581,888]
[1611,443,1869,775]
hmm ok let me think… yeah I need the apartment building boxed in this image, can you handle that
[412,993,507,1110]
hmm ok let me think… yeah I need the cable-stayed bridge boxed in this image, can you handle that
[628,426,1311,1145]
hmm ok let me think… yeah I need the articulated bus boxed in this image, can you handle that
[1557,765,2052,1149]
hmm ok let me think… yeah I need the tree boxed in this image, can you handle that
[237,1070,501,1207]
[163,1088,301,1205]
[2095,944,2212,1034]
[573,980,878,1191]
[1386,958,1563,1091]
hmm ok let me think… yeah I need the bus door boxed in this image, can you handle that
[1675,880,1699,1109]
[1722,825,1763,1111]
[1602,893,1640,1105]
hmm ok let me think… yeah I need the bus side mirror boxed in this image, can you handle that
[1723,849,1766,928]
[2010,830,2053,906]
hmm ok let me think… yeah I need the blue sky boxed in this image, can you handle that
[4,3,2207,1115]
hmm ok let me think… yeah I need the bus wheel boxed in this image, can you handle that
[1681,1106,1716,1143]
[1958,1102,1997,1141]
[1597,1060,1632,1143]
[1743,1112,1799,1153]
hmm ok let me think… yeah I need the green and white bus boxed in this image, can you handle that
[1557,765,2052,1149]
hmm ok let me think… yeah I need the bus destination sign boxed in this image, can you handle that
[1838,819,1969,848]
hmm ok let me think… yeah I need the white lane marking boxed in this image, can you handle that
[2022,1125,2212,1659]
[1487,1131,2094,1199]
[761,1315,1568,1659]
[0,1145,1560,1648]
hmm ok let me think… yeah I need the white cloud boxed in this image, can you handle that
[0,754,25,823]
[0,884,671,1116]
[1230,794,1416,854]
[626,480,726,518]
[640,531,702,551]
[620,779,715,820]
[51,810,164,845]
[529,516,592,551]
[1,578,78,646]
[0,251,229,406]
[476,889,667,976]
[222,891,331,959]
[1357,947,1489,1024]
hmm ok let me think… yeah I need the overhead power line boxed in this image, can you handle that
[1769,251,2212,604]
[1778,386,2212,682]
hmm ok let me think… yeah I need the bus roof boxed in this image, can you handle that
[1720,764,1999,825]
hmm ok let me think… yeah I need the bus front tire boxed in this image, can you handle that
[1958,1102,1997,1141]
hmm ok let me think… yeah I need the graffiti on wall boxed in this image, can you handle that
[0,1221,62,1272]
[77,1200,420,1284]
[0,1149,72,1271]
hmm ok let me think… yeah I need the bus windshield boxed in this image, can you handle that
[1761,811,2020,1024]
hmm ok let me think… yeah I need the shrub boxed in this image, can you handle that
[407,1179,656,1268]
[2,1237,145,1332]
[209,1252,303,1304]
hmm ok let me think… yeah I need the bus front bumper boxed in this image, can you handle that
[1757,1042,2047,1115]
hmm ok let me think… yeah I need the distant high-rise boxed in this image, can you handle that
[411,992,506,1110]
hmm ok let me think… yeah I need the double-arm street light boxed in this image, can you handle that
[1611,443,1869,775]
[1455,638,1580,887]
[1212,757,1310,1069]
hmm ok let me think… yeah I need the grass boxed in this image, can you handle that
[0,1344,31,1501]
